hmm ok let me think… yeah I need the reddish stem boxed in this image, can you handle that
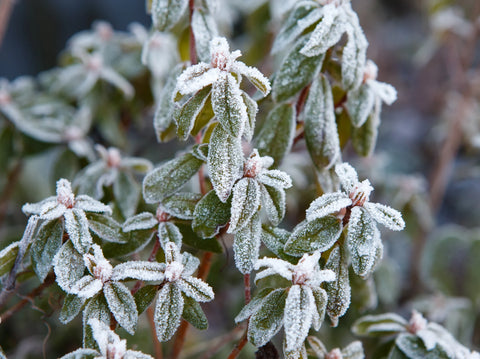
[147,305,163,359]
[189,0,197,65]
[0,0,15,49]
[227,329,249,359]
[243,274,251,304]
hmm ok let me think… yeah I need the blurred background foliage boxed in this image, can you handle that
[0,0,479,358]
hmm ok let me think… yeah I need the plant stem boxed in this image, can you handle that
[189,0,197,65]
[198,325,244,359]
[0,0,15,48]
[0,274,55,323]
[243,274,251,304]
[147,305,163,359]
[197,251,213,281]
[227,328,249,359]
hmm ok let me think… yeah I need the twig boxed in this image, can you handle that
[0,0,15,48]
[147,305,163,359]
[197,251,213,281]
[243,274,251,304]
[227,327,249,359]
[0,274,55,323]
[170,319,189,359]
[189,0,197,66]
[198,325,244,359]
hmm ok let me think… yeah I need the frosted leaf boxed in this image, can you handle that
[59,348,100,359]
[164,241,182,265]
[53,241,85,293]
[174,86,211,141]
[257,169,293,189]
[303,74,341,170]
[192,8,219,63]
[368,80,397,106]
[228,178,261,233]
[158,222,183,248]
[233,212,262,274]
[346,84,376,128]
[123,212,158,232]
[176,64,217,96]
[307,336,328,357]
[192,189,230,238]
[83,244,113,284]
[86,212,127,244]
[364,202,405,231]
[235,287,275,324]
[341,12,368,90]
[181,251,200,277]
[207,124,243,202]
[64,208,93,254]
[293,252,335,287]
[75,195,112,214]
[271,1,322,54]
[176,276,214,302]
[311,287,327,330]
[335,163,358,193]
[300,4,347,57]
[352,313,408,336]
[40,201,67,220]
[22,196,56,216]
[283,341,308,359]
[416,328,438,351]
[306,192,352,221]
[112,261,165,282]
[100,67,134,99]
[151,0,188,31]
[351,100,381,156]
[164,261,185,282]
[82,295,110,348]
[347,207,380,277]
[284,285,315,351]
[232,61,271,96]
[255,257,294,282]
[241,92,257,141]
[124,350,155,359]
[212,72,248,137]
[248,288,288,347]
[59,294,85,324]
[154,283,184,342]
[260,184,286,226]
[104,281,138,334]
[341,341,364,359]
[70,275,103,298]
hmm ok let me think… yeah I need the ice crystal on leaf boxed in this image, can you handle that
[60,319,153,359]
[241,252,335,351]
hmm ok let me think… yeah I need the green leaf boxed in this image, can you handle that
[311,287,327,330]
[134,285,159,315]
[122,212,157,232]
[102,229,154,258]
[352,313,408,337]
[256,103,296,166]
[143,152,203,203]
[59,294,86,324]
[284,216,342,256]
[228,178,261,233]
[174,86,211,141]
[83,295,110,348]
[324,244,351,327]
[113,171,140,219]
[260,184,286,226]
[64,208,93,254]
[241,92,258,141]
[161,192,202,220]
[0,241,20,277]
[303,74,341,170]
[346,83,375,128]
[155,283,184,341]
[177,223,222,253]
[182,294,208,330]
[104,281,138,335]
[151,0,188,31]
[54,241,85,293]
[395,333,451,359]
[352,107,380,157]
[235,287,275,323]
[192,8,218,63]
[248,288,288,347]
[207,124,243,202]
[158,222,182,248]
[284,285,315,351]
[30,218,64,282]
[192,189,231,239]
[272,35,324,102]
[86,212,127,244]
[260,225,296,262]
[212,72,248,137]
[233,212,262,274]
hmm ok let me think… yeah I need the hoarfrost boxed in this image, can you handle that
[363,202,405,231]
[228,178,261,233]
[306,192,352,221]
[176,276,215,302]
[111,261,165,282]
[284,285,315,351]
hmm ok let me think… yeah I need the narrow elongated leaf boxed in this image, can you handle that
[248,288,288,347]
[347,207,380,277]
[104,281,138,335]
[59,294,86,324]
[64,208,92,254]
[364,202,405,231]
[346,84,375,128]
[143,153,203,203]
[182,295,208,330]
[284,285,315,351]
[161,192,202,220]
[303,74,341,170]
[30,219,63,281]
[212,72,248,137]
[235,287,275,323]
[395,334,450,359]
[260,225,296,262]
[341,19,368,91]
[103,229,155,258]
[134,285,158,315]
[82,295,110,348]
[257,170,292,189]
[86,212,127,244]
[174,87,211,141]
[352,313,408,337]
[342,341,365,359]
[351,105,380,157]
[123,213,157,232]
[54,241,85,293]
[260,184,286,226]
[241,92,257,141]
[306,192,352,222]
[233,212,262,274]
[155,283,184,341]
[112,261,165,282]
[177,223,222,253]
[324,244,351,326]
[207,125,242,202]
[158,222,183,248]
[284,217,342,256]
[192,189,231,238]
[271,0,321,54]
[228,178,261,233]
[256,103,296,165]
[70,275,102,298]
[59,348,99,358]
[310,287,327,330]
[113,171,140,219]
[151,0,188,31]
[192,8,218,63]
[176,276,214,302]
[272,36,324,102]
[0,241,19,277]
